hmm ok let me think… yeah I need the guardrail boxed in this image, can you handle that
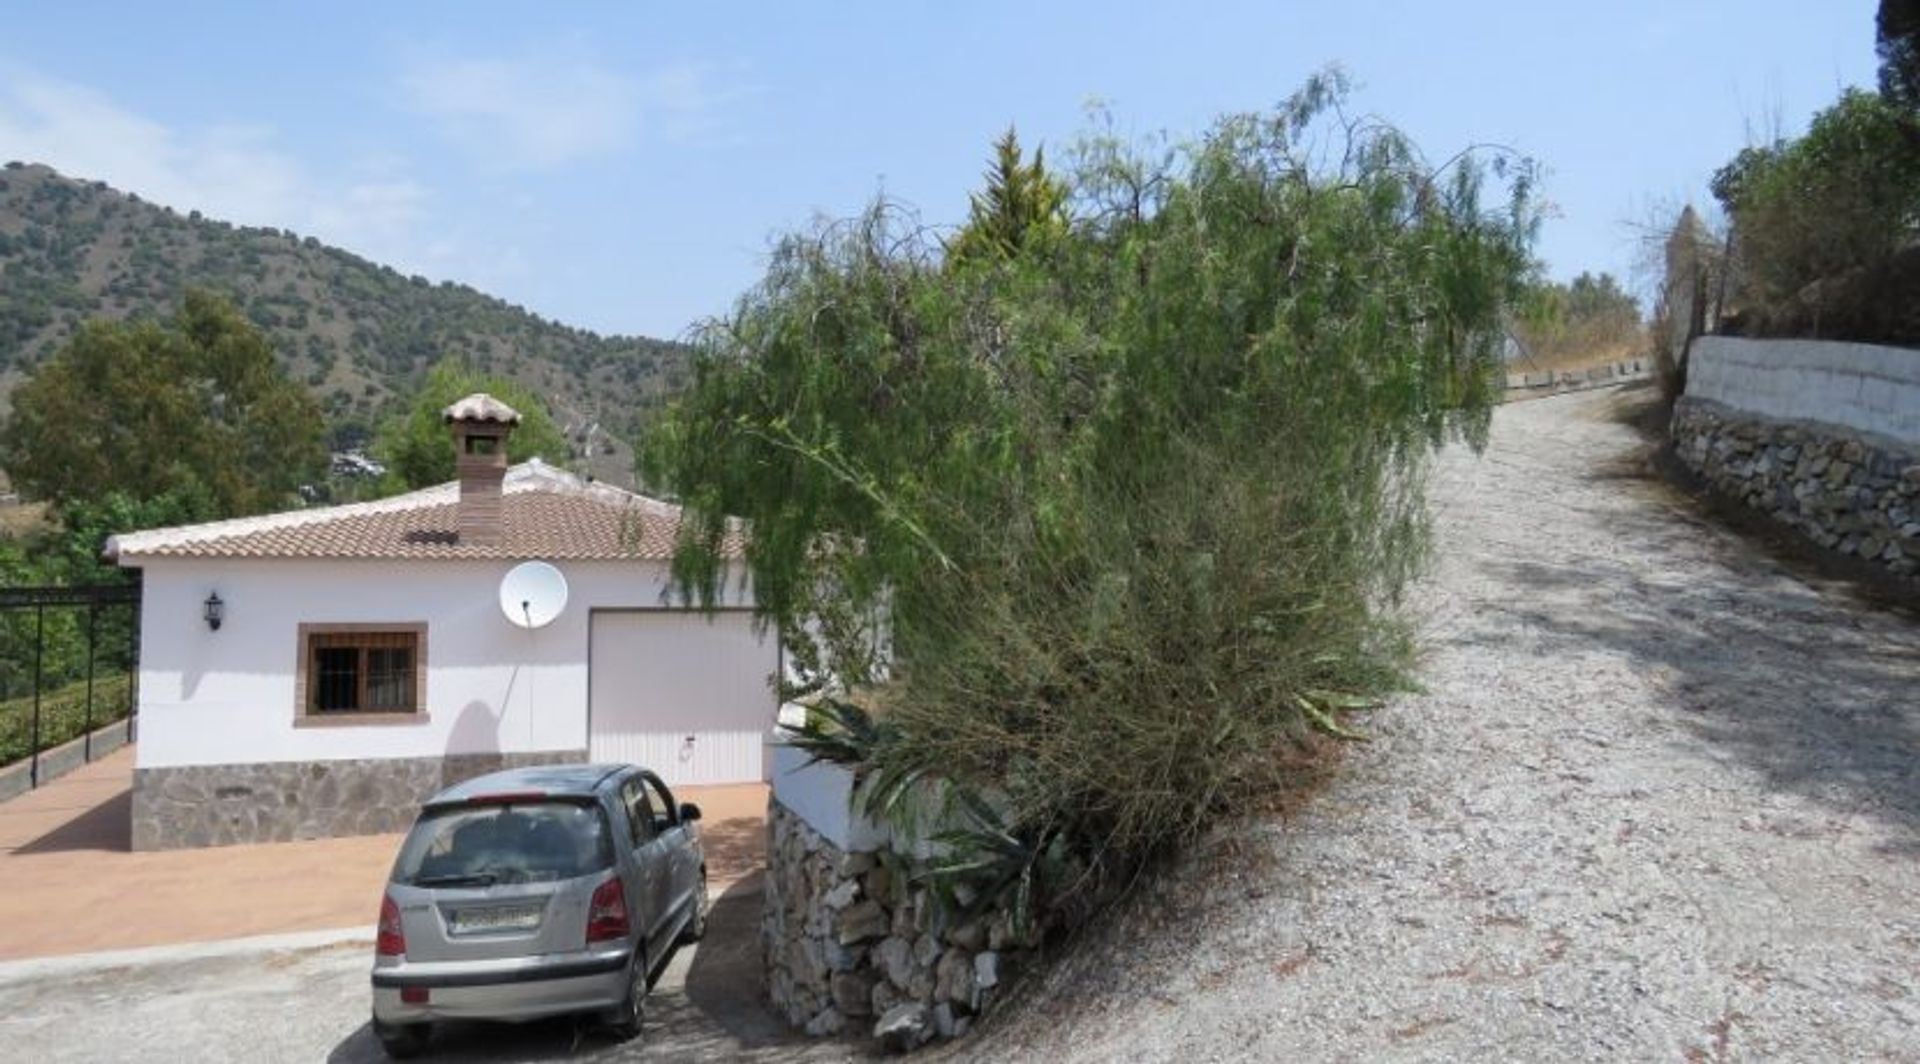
[1504,358,1651,400]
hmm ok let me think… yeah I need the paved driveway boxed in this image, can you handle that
[0,747,769,960]
[0,876,864,1063]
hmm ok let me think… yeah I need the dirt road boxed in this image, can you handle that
[966,383,1920,1062]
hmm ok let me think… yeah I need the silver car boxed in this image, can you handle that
[369,764,708,1058]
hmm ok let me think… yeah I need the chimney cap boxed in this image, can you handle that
[442,392,523,426]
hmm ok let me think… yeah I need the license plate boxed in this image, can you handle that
[449,905,543,934]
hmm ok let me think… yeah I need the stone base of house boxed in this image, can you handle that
[131,750,587,851]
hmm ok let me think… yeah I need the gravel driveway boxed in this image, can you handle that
[958,384,1920,1062]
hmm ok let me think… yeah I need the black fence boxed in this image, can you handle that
[0,581,141,790]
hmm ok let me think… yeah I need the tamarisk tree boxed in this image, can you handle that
[643,72,1537,919]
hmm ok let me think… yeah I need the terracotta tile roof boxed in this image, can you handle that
[106,461,742,562]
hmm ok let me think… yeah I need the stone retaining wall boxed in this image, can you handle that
[1671,396,1920,579]
[131,749,585,850]
[762,798,1032,1052]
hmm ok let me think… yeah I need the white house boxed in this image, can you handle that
[106,395,779,850]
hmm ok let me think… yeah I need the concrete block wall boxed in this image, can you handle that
[1688,337,1920,445]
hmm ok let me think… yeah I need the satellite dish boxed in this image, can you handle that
[500,561,569,629]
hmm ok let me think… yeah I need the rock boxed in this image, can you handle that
[863,862,894,903]
[947,919,987,952]
[890,897,918,938]
[823,878,861,911]
[832,971,877,1017]
[825,939,866,972]
[805,1007,846,1037]
[912,931,942,968]
[876,935,915,987]
[935,947,976,1004]
[933,1001,959,1038]
[837,850,876,878]
[834,900,890,945]
[871,978,904,1017]
[874,1003,932,1053]
[974,950,1002,990]
[906,965,937,1003]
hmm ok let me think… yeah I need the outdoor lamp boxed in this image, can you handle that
[203,591,224,631]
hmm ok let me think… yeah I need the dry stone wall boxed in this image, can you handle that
[1671,397,1920,579]
[762,798,1032,1052]
[131,749,585,850]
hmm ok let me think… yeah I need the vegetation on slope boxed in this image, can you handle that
[0,162,691,480]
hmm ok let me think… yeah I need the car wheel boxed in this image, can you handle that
[373,1018,431,1059]
[680,870,709,944]
[605,946,648,1042]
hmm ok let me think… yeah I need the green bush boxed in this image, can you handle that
[1715,90,1920,319]
[0,673,132,768]
[647,74,1536,926]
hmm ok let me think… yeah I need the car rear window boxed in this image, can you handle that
[392,800,613,887]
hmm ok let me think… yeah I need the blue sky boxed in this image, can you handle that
[0,2,1882,340]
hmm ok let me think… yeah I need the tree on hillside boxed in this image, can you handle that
[373,359,571,492]
[1881,0,1920,110]
[944,128,1070,268]
[0,289,325,515]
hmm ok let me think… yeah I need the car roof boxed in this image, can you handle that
[427,763,631,805]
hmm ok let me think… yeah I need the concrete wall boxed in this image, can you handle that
[132,557,754,770]
[1687,336,1920,444]
[768,741,890,852]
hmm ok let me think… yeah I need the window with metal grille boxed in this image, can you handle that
[300,627,424,715]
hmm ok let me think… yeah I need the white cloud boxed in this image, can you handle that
[0,70,443,277]
[400,50,754,167]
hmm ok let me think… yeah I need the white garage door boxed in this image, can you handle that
[587,610,780,786]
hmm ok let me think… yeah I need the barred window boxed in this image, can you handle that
[297,626,426,717]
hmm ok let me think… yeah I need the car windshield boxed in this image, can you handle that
[392,800,613,887]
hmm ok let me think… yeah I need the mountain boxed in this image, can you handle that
[0,162,694,486]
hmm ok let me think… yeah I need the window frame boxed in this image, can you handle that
[639,772,678,834]
[293,622,429,727]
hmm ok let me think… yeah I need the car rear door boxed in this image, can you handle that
[640,773,699,929]
[618,776,674,957]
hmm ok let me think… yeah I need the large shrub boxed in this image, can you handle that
[644,74,1536,921]
[1714,90,1920,327]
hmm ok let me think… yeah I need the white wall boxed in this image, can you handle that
[768,742,890,852]
[1688,336,1920,445]
[133,557,754,769]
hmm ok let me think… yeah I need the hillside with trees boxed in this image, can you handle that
[0,162,691,484]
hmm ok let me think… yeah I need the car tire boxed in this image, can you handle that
[605,946,648,1042]
[373,1018,431,1059]
[679,870,709,944]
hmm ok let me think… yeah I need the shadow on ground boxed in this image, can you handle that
[1471,442,1920,856]
[13,789,129,855]
[698,816,764,887]
[326,877,857,1063]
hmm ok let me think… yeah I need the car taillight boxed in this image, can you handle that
[376,893,406,957]
[585,876,630,945]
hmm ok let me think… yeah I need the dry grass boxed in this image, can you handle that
[1506,337,1643,376]
[0,500,50,539]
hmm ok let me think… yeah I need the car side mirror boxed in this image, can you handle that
[679,802,703,823]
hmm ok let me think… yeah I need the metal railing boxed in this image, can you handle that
[0,581,142,792]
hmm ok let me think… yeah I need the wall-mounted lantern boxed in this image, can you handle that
[203,591,225,631]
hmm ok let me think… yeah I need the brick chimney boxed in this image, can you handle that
[442,393,521,547]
